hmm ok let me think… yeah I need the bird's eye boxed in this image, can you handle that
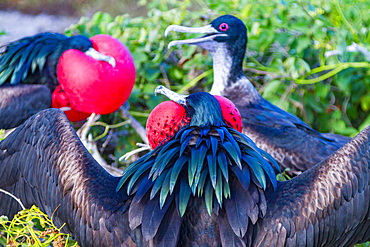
[219,23,229,31]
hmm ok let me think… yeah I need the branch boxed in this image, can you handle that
[346,42,370,61]
[76,113,123,176]
[0,188,25,210]
[119,104,149,145]
[243,67,284,80]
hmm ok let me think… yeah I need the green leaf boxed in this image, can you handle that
[262,80,281,98]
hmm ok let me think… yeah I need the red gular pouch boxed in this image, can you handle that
[146,95,242,149]
[52,85,91,122]
[57,34,136,115]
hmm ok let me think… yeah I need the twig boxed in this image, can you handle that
[87,134,124,176]
[160,65,171,89]
[177,69,213,94]
[119,143,151,161]
[77,113,100,140]
[299,89,310,123]
[100,129,114,153]
[324,50,342,58]
[347,42,370,61]
[76,114,114,173]
[0,188,25,210]
[244,67,283,80]
[295,62,370,84]
[278,83,295,107]
[342,95,353,127]
[119,104,149,145]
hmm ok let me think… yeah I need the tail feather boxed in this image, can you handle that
[117,124,278,245]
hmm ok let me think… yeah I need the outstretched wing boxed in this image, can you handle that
[0,33,65,89]
[0,84,51,129]
[254,126,370,246]
[0,109,142,247]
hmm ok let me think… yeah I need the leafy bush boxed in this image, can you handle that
[0,205,78,246]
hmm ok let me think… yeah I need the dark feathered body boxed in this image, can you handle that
[0,84,51,129]
[0,33,97,129]
[0,32,93,91]
[0,92,369,246]
[166,15,351,174]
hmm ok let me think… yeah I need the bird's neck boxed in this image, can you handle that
[209,44,260,99]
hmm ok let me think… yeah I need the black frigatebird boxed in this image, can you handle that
[0,33,135,128]
[165,15,351,174]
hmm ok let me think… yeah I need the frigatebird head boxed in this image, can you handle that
[165,15,247,53]
[155,85,225,127]
[147,86,242,149]
[63,35,116,67]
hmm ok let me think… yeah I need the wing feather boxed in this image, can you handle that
[252,126,370,246]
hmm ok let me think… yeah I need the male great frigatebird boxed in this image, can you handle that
[0,33,135,128]
[0,86,369,246]
[165,15,351,174]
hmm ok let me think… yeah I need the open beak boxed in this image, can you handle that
[155,85,187,106]
[165,24,227,50]
[84,48,116,68]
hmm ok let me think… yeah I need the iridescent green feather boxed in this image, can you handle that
[169,155,188,193]
[117,125,279,222]
[179,180,191,216]
[0,33,67,86]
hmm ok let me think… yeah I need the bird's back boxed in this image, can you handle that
[0,32,67,91]
[0,84,51,129]
[222,81,351,174]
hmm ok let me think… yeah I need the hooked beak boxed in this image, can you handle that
[155,85,187,106]
[59,107,72,112]
[84,48,116,68]
[165,24,227,50]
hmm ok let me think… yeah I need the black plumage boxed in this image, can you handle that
[165,15,351,174]
[0,33,95,91]
[0,84,51,129]
[0,87,369,246]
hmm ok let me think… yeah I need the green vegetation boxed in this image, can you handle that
[0,204,78,246]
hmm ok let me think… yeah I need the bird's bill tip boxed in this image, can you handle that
[164,25,178,38]
[59,107,72,112]
[154,86,187,106]
[165,24,227,50]
[165,24,217,37]
[84,48,116,68]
